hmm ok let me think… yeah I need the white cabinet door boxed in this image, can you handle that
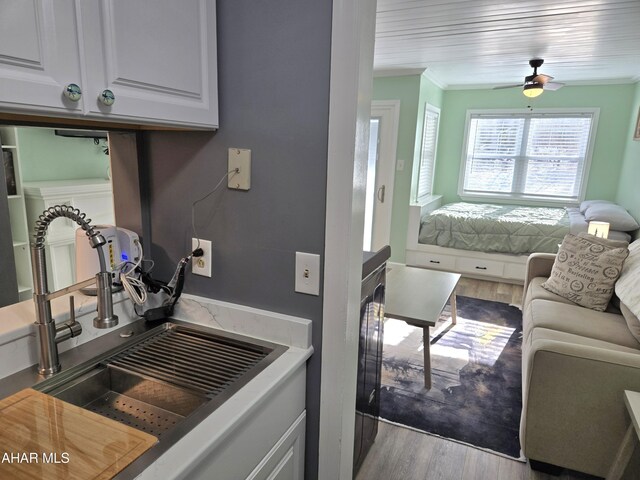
[0,0,83,115]
[79,0,218,128]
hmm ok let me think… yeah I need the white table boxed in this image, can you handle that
[385,264,461,389]
[607,391,640,480]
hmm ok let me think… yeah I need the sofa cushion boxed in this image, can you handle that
[528,276,622,313]
[526,277,577,308]
[615,239,640,319]
[525,299,640,349]
[542,233,629,311]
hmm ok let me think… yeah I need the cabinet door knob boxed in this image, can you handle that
[99,89,115,106]
[63,83,82,102]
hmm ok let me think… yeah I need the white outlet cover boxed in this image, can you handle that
[192,238,212,277]
[228,148,251,190]
[295,252,320,296]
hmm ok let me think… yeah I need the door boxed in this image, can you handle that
[79,0,218,128]
[0,0,83,115]
[363,100,399,251]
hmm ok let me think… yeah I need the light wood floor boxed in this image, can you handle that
[356,278,588,480]
[455,277,524,307]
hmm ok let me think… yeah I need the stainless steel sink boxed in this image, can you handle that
[47,365,207,438]
[33,320,288,478]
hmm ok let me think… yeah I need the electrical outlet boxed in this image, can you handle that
[228,148,251,190]
[295,252,320,296]
[192,238,212,277]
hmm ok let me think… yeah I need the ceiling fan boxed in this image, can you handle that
[494,59,565,97]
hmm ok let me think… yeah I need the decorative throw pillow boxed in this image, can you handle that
[541,233,629,311]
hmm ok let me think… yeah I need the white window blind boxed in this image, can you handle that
[461,111,595,202]
[416,104,440,200]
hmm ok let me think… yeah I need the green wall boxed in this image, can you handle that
[615,82,640,226]
[434,84,636,204]
[372,73,444,262]
[17,128,110,182]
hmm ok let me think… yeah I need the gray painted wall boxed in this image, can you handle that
[142,1,333,478]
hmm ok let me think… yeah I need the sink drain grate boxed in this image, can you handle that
[108,325,271,396]
[85,392,182,438]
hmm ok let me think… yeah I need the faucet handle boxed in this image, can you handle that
[55,295,83,342]
[69,295,75,324]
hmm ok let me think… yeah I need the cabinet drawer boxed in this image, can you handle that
[504,262,526,281]
[457,257,504,276]
[416,253,456,270]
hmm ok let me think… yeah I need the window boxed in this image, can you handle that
[459,110,598,203]
[416,104,440,201]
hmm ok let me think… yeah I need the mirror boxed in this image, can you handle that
[0,125,118,307]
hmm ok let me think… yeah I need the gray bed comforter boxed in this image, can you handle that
[418,202,570,254]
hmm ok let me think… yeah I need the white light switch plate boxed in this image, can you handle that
[396,159,405,171]
[192,238,212,277]
[228,148,251,190]
[295,252,320,296]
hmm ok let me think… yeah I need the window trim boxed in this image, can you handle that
[415,103,441,202]
[457,108,600,206]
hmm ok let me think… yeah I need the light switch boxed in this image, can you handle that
[228,148,251,190]
[295,252,320,296]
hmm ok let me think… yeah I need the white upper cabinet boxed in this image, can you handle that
[79,0,218,128]
[0,0,218,129]
[0,0,84,115]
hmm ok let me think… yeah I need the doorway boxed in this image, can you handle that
[363,100,400,252]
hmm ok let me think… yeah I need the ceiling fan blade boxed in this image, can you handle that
[533,74,554,84]
[493,84,522,90]
[543,81,565,91]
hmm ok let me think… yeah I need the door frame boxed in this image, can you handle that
[369,100,400,251]
[318,0,377,478]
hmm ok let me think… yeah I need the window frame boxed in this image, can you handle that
[415,103,441,202]
[457,108,600,206]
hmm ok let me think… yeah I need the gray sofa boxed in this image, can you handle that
[520,240,640,477]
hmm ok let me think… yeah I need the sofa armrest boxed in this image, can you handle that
[522,339,640,477]
[523,253,557,304]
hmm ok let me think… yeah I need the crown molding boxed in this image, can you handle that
[373,68,425,78]
[420,69,448,90]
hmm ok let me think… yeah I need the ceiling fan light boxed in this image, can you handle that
[523,82,543,98]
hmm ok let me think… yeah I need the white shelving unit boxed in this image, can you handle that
[0,126,33,302]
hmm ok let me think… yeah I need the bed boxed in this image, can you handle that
[407,197,635,284]
[418,202,569,255]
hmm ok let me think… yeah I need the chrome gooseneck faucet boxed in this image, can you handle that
[31,205,119,376]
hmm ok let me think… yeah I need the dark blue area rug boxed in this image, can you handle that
[380,295,523,459]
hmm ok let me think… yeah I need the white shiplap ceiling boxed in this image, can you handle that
[374,0,640,88]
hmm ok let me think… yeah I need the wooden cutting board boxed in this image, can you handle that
[0,388,157,479]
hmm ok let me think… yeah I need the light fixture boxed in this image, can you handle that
[523,82,543,98]
[588,221,610,239]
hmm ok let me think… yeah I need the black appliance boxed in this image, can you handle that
[353,245,390,475]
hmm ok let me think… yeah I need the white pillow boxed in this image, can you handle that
[584,203,639,231]
[615,239,640,319]
[579,199,613,214]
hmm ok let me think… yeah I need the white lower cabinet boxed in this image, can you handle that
[247,412,305,480]
[184,366,306,480]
